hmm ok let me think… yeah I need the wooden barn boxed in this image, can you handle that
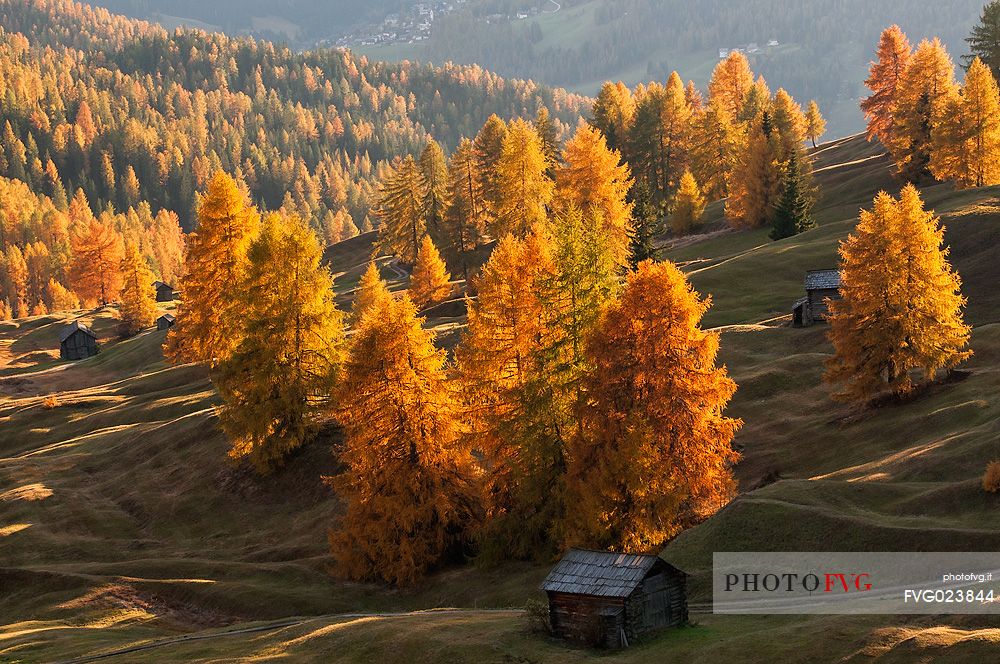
[156,313,176,331]
[792,269,842,327]
[59,321,99,360]
[153,281,176,302]
[540,549,688,649]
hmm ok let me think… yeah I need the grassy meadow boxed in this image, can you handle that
[2,135,1000,661]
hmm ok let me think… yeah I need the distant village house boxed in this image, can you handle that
[792,269,842,327]
[541,549,688,649]
[59,321,99,360]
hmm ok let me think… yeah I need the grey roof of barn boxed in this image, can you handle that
[805,269,841,291]
[158,313,176,322]
[153,281,174,290]
[540,548,683,598]
[59,321,96,343]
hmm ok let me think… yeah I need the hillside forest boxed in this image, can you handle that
[1,0,999,588]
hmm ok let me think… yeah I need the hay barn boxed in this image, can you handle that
[153,281,176,302]
[156,313,176,331]
[59,321,98,360]
[793,269,842,327]
[540,549,687,649]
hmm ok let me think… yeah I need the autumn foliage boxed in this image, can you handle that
[566,260,741,551]
[167,172,260,366]
[69,216,123,306]
[826,186,971,402]
[329,292,481,585]
[409,235,452,309]
[117,240,157,335]
[213,212,345,472]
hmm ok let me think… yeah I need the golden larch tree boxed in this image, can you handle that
[826,186,972,402]
[442,138,487,280]
[492,118,554,238]
[329,294,481,586]
[709,51,756,121]
[373,155,426,264]
[566,260,741,551]
[409,235,452,309]
[890,38,959,181]
[670,170,706,235]
[167,172,260,366]
[473,114,509,220]
[591,81,636,154]
[118,240,157,335]
[213,212,345,473]
[455,230,555,559]
[770,88,807,158]
[726,113,782,229]
[351,261,393,326]
[930,57,1000,188]
[805,100,827,148]
[690,99,739,200]
[555,121,634,265]
[69,216,124,306]
[861,25,912,143]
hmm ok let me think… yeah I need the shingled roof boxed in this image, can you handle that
[805,269,841,291]
[59,321,96,343]
[540,549,678,598]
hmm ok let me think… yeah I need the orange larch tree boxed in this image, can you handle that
[826,186,972,402]
[409,235,452,309]
[555,122,634,266]
[861,25,913,143]
[69,215,123,306]
[566,260,740,551]
[166,172,260,365]
[329,293,482,586]
[890,38,958,181]
[118,239,157,335]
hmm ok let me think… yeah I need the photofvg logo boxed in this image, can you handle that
[723,570,872,594]
[713,553,1000,614]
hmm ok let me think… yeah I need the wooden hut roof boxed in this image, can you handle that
[158,313,176,323]
[804,269,841,291]
[153,280,173,290]
[59,321,96,343]
[540,549,680,598]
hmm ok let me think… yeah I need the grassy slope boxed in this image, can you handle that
[3,135,1000,661]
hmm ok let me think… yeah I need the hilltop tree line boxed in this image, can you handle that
[862,23,1000,187]
[591,52,824,241]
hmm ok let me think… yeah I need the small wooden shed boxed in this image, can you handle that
[540,549,688,649]
[59,321,99,360]
[156,313,176,331]
[793,269,842,327]
[153,281,176,302]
